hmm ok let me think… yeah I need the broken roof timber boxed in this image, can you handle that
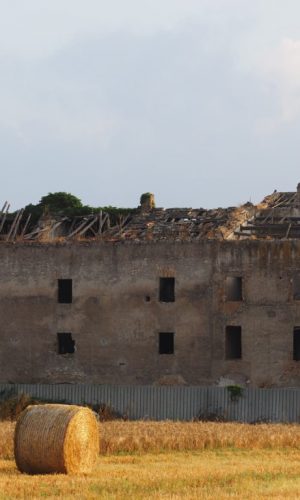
[2,186,300,242]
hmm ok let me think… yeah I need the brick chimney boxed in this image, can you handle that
[140,193,155,212]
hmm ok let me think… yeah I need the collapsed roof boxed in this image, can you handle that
[2,186,300,242]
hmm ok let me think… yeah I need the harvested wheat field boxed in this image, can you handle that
[1,421,300,498]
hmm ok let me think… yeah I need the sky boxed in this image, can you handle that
[1,0,300,209]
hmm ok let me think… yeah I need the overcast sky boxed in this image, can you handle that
[1,1,300,209]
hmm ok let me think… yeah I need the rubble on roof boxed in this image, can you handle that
[234,185,300,240]
[2,185,300,242]
[107,205,252,241]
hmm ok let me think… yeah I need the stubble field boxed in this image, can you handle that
[1,421,300,498]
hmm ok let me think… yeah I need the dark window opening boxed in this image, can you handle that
[293,274,300,300]
[293,328,300,361]
[225,277,243,301]
[58,279,72,304]
[159,332,174,354]
[159,277,175,302]
[57,333,75,354]
[145,296,151,302]
[225,326,242,359]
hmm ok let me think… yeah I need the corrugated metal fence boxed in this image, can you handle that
[0,384,300,422]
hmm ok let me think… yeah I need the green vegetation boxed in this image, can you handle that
[21,191,136,224]
[227,385,244,402]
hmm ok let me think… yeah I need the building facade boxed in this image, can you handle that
[1,237,300,387]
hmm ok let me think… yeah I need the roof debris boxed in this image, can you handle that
[234,188,300,240]
[2,186,300,242]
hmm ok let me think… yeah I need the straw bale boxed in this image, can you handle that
[14,404,99,474]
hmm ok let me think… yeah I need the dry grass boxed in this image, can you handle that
[0,450,300,498]
[0,393,38,421]
[0,421,14,459]
[1,421,300,460]
[99,421,300,454]
[0,421,300,497]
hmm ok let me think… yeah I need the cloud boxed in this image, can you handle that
[1,0,300,210]
[0,94,121,149]
[0,0,250,59]
[0,67,122,148]
[257,38,300,128]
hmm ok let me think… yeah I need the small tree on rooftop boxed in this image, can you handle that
[22,191,136,227]
[39,192,83,215]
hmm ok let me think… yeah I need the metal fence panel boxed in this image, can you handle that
[1,384,300,422]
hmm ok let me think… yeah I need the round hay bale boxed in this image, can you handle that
[14,404,99,475]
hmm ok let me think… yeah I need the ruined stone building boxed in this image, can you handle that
[2,187,300,387]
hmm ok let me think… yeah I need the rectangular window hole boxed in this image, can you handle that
[226,326,242,360]
[293,273,300,300]
[293,328,300,361]
[57,333,75,354]
[159,332,174,354]
[58,279,72,304]
[159,277,175,302]
[225,277,243,301]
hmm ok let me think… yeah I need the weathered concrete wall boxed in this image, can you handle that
[1,240,300,387]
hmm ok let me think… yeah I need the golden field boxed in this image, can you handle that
[1,421,300,498]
